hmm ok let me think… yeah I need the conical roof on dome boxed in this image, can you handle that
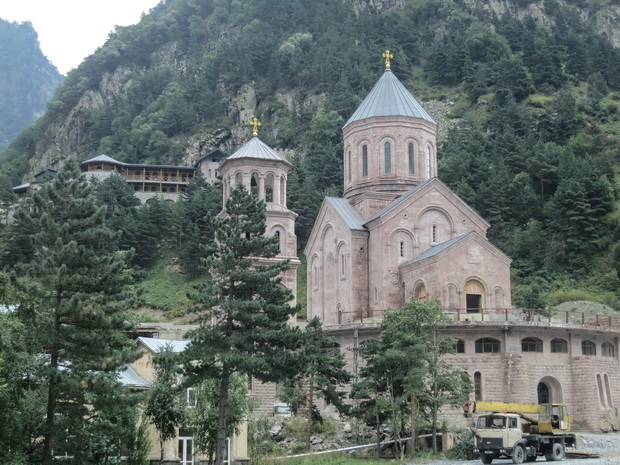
[344,69,435,127]
[222,136,292,167]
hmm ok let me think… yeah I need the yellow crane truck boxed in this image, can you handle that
[464,401,576,464]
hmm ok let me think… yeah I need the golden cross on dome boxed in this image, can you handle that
[250,117,261,137]
[382,50,394,69]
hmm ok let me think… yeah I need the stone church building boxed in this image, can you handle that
[298,55,620,432]
[305,59,512,325]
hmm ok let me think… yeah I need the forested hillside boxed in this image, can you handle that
[2,0,620,309]
[0,19,63,152]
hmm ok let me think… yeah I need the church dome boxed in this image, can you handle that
[342,53,438,205]
[221,136,292,167]
[344,68,435,128]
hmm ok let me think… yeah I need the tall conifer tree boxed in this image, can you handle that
[12,160,140,465]
[184,184,300,465]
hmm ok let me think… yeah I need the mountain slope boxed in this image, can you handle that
[2,0,620,306]
[0,19,63,154]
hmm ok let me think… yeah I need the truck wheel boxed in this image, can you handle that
[545,442,564,461]
[481,454,493,464]
[512,444,526,464]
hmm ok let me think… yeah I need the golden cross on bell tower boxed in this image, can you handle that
[250,117,261,137]
[382,50,394,69]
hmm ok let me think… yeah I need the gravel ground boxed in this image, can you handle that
[412,433,620,465]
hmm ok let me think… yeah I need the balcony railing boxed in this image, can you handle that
[329,307,620,330]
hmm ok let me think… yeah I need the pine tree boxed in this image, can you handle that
[183,184,300,465]
[12,159,140,465]
[176,173,221,277]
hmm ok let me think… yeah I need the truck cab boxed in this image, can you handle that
[475,413,524,464]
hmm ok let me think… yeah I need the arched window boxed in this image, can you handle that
[597,374,606,407]
[522,337,543,352]
[582,340,597,355]
[313,265,319,290]
[340,251,346,278]
[324,343,340,357]
[431,224,437,243]
[274,231,281,253]
[348,150,352,183]
[425,146,432,178]
[384,141,391,174]
[551,338,568,353]
[605,374,613,408]
[475,338,500,353]
[399,241,405,258]
[362,145,368,177]
[602,342,615,357]
[474,372,482,400]
[456,340,465,353]
[408,142,415,175]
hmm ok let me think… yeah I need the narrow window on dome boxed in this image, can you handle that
[384,142,391,174]
[348,151,352,183]
[362,145,368,177]
[426,146,432,178]
[408,143,414,175]
[432,224,437,243]
[399,240,404,258]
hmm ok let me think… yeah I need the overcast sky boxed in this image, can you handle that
[0,0,162,74]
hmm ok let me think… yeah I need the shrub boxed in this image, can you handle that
[448,429,475,459]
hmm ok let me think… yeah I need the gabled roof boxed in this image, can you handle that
[137,337,189,354]
[344,69,435,127]
[194,148,226,166]
[222,137,292,167]
[402,232,473,267]
[326,197,367,231]
[81,154,121,165]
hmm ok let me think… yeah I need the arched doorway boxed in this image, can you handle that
[538,382,550,403]
[464,280,484,313]
[538,376,563,403]
[414,282,427,301]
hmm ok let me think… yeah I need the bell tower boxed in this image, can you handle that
[218,119,300,313]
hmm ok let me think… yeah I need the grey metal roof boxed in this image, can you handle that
[402,232,472,266]
[344,69,435,127]
[117,365,151,389]
[81,154,121,165]
[326,197,367,231]
[137,337,189,354]
[364,179,432,225]
[81,154,195,171]
[223,137,292,167]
